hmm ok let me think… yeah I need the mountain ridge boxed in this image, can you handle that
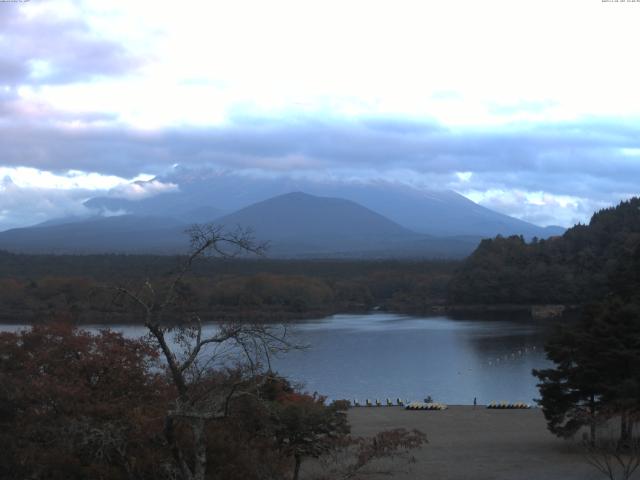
[0,192,478,258]
[83,171,564,239]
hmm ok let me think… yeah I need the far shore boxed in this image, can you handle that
[342,406,601,480]
[0,303,576,326]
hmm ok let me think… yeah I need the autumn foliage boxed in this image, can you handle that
[0,323,425,480]
[0,323,167,479]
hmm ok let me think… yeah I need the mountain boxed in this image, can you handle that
[0,215,189,254]
[0,193,479,258]
[300,182,566,239]
[215,191,474,257]
[84,169,564,239]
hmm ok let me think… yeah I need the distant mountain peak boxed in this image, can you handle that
[78,171,563,242]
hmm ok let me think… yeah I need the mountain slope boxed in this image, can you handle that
[218,192,412,242]
[215,192,478,257]
[0,215,189,254]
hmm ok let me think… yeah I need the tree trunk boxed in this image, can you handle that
[293,454,302,480]
[165,415,194,480]
[589,395,597,446]
[619,412,632,450]
[192,417,208,480]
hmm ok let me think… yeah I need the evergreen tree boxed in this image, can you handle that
[533,319,604,443]
[534,299,640,444]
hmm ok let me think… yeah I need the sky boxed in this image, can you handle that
[1,0,640,230]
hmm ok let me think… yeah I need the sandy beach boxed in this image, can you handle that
[347,406,604,480]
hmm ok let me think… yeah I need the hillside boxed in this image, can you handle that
[206,192,479,258]
[447,197,640,305]
[0,215,189,254]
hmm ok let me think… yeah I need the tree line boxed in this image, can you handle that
[448,197,640,306]
[527,199,640,477]
[0,257,456,324]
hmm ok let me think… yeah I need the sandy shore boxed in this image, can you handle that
[347,406,603,480]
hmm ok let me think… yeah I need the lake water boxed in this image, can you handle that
[1,313,552,405]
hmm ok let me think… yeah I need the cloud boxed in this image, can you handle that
[461,189,612,228]
[0,1,141,129]
[1,115,639,190]
[106,178,178,200]
[0,2,139,87]
[0,168,168,230]
[0,114,638,228]
[0,176,91,230]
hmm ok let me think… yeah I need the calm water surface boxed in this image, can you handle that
[2,313,552,405]
[271,313,551,405]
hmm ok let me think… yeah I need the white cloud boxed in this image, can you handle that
[460,188,612,227]
[107,178,178,200]
[455,172,473,183]
[0,178,90,230]
[8,0,640,130]
[0,168,165,230]
[0,166,151,190]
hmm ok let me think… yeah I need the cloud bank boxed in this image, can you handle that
[1,116,638,227]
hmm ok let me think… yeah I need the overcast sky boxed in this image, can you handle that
[1,0,639,230]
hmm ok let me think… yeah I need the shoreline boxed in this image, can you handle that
[0,303,575,326]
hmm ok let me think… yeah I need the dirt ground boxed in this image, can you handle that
[346,406,606,480]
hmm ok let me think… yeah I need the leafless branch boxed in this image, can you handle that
[584,436,640,480]
[110,222,296,480]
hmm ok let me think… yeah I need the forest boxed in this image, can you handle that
[448,197,640,306]
[0,253,456,324]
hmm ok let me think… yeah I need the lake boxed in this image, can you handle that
[1,313,552,405]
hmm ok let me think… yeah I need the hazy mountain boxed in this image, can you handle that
[209,192,479,257]
[220,192,412,240]
[0,192,479,258]
[0,215,189,254]
[84,169,564,239]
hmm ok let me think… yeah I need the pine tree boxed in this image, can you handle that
[534,299,640,445]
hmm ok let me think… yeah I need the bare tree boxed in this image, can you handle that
[584,438,640,480]
[115,224,293,480]
[583,413,640,480]
[308,428,427,480]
